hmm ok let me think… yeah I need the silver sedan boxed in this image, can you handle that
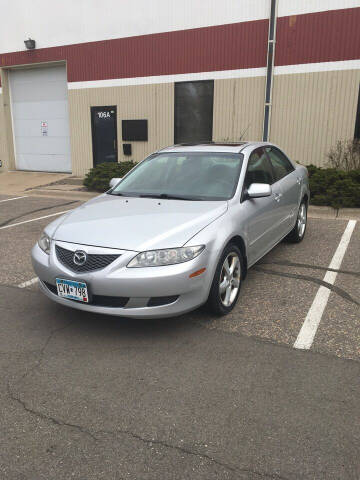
[32,142,310,318]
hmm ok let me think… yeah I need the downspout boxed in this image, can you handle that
[263,0,278,141]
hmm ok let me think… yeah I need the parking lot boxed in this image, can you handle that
[0,193,359,479]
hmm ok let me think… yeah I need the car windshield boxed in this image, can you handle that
[110,152,243,200]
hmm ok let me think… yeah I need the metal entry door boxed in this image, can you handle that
[91,106,118,166]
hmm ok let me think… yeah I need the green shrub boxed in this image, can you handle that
[84,161,136,192]
[306,164,360,209]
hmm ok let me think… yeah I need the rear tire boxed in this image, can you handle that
[286,200,307,243]
[206,244,243,316]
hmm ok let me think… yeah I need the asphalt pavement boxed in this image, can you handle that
[0,193,359,479]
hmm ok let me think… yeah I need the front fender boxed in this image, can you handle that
[184,208,248,290]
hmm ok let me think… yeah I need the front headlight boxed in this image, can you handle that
[127,245,205,268]
[38,232,51,255]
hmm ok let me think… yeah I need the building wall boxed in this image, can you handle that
[68,83,174,175]
[213,76,265,143]
[3,0,359,53]
[0,93,8,169]
[0,69,16,171]
[1,0,270,52]
[271,69,360,166]
[0,1,359,174]
[68,75,266,173]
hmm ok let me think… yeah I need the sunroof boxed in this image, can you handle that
[177,142,247,147]
[211,142,247,146]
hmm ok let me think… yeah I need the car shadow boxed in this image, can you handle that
[49,300,211,342]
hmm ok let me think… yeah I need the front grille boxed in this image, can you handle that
[43,282,129,308]
[55,245,120,273]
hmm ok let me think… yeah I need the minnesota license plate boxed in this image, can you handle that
[56,278,89,303]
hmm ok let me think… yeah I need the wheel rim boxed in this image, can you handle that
[297,203,307,238]
[219,252,241,307]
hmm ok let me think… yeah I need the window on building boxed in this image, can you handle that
[174,80,214,144]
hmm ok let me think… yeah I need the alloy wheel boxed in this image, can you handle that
[219,252,241,307]
[297,203,307,238]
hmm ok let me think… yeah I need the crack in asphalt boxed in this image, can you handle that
[0,349,42,356]
[260,260,360,278]
[6,384,98,441]
[252,267,359,306]
[5,313,289,479]
[13,320,76,386]
[6,389,289,479]
[97,428,239,474]
[95,429,290,479]
[0,200,77,228]
[6,318,99,443]
[5,320,99,440]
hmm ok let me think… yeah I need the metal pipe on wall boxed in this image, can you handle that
[263,0,277,141]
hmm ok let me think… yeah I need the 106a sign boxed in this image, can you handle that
[97,111,114,119]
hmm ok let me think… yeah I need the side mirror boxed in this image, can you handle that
[109,177,122,189]
[246,183,272,199]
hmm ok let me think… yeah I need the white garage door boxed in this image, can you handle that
[9,65,71,172]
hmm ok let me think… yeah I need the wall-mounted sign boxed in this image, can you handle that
[122,119,148,141]
[97,111,114,119]
[41,121,48,136]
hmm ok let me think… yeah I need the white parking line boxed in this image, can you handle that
[0,195,28,203]
[0,210,72,230]
[18,277,39,288]
[294,220,357,350]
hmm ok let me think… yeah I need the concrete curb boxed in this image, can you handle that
[336,208,360,220]
[308,206,360,220]
[27,188,98,201]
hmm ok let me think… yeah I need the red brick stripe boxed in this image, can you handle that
[0,8,359,86]
[0,20,268,84]
[276,7,360,66]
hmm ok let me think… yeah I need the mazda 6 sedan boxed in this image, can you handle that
[32,142,309,318]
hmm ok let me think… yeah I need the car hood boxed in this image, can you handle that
[53,194,228,251]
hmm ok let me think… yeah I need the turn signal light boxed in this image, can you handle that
[189,268,206,278]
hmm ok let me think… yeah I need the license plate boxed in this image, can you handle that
[56,278,89,303]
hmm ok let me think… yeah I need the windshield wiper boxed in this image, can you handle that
[139,193,200,201]
[108,192,140,197]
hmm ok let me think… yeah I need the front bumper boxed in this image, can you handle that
[32,240,212,318]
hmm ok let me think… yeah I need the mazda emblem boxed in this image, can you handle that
[73,250,87,266]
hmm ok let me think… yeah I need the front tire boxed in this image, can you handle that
[286,200,307,243]
[206,244,243,316]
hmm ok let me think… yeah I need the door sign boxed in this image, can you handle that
[97,111,115,119]
[41,121,48,136]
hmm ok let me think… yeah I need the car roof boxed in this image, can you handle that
[157,142,271,154]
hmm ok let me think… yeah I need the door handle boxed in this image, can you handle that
[296,176,302,185]
[274,193,282,202]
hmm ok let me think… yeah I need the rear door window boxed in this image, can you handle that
[265,147,294,182]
